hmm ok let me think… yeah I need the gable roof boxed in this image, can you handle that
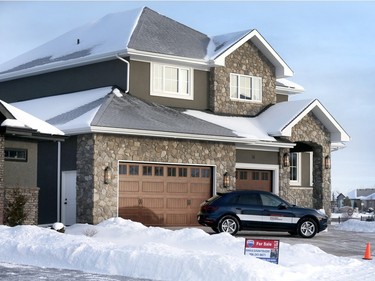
[256,99,350,144]
[0,7,292,82]
[0,100,64,139]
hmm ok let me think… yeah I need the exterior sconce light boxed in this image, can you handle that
[324,155,331,169]
[223,172,230,188]
[104,166,111,184]
[283,153,290,167]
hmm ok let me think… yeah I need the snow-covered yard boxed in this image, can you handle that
[0,218,374,281]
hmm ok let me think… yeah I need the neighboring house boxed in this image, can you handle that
[0,7,350,226]
[347,188,375,211]
[0,100,64,225]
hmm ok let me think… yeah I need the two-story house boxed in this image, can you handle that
[0,7,349,226]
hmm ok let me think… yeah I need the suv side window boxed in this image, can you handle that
[237,193,261,205]
[260,194,283,207]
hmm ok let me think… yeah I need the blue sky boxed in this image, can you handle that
[0,1,374,195]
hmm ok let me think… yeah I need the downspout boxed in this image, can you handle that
[57,141,61,222]
[116,54,130,94]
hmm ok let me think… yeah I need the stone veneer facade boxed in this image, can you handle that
[209,40,276,116]
[279,112,332,215]
[76,133,236,224]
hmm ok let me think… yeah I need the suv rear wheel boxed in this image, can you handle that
[218,216,239,235]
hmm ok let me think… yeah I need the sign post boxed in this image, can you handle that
[244,238,280,264]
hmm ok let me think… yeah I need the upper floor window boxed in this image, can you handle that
[230,73,262,102]
[151,63,193,100]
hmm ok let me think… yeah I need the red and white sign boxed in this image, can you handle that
[244,239,280,264]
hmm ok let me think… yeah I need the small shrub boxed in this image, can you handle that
[83,227,98,237]
[4,188,28,226]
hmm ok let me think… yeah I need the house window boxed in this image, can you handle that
[151,63,193,100]
[290,152,301,185]
[4,148,27,162]
[230,73,262,102]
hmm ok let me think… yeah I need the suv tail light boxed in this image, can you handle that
[201,205,219,213]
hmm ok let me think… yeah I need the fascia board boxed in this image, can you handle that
[127,49,210,71]
[212,30,294,78]
[280,100,351,142]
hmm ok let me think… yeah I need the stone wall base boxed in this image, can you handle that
[0,187,39,225]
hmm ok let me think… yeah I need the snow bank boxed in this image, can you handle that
[335,219,375,233]
[0,218,374,281]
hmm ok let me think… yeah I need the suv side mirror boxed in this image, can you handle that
[278,203,288,210]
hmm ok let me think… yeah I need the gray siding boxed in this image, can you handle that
[129,60,209,110]
[0,60,128,103]
[4,139,38,187]
[236,150,278,165]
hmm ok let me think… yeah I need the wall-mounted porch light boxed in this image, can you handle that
[223,172,230,188]
[324,155,331,169]
[283,153,290,167]
[104,166,111,184]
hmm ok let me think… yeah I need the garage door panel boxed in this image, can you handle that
[166,214,188,225]
[166,183,188,193]
[167,198,187,209]
[190,183,211,194]
[119,181,139,192]
[143,198,164,209]
[142,182,164,192]
[236,170,272,192]
[119,163,212,227]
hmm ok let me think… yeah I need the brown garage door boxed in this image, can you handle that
[235,169,272,192]
[118,163,212,226]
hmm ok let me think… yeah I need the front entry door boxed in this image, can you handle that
[61,170,77,226]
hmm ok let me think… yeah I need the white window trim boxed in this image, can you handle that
[230,73,262,102]
[150,62,194,100]
[290,152,301,186]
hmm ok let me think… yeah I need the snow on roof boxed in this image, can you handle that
[0,7,143,76]
[184,110,275,142]
[0,7,292,81]
[207,29,251,60]
[276,78,305,94]
[0,100,64,136]
[13,87,113,133]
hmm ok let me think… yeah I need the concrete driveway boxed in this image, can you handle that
[203,225,375,258]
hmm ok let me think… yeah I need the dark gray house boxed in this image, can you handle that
[0,7,350,226]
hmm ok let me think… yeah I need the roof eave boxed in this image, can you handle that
[61,125,294,149]
[0,50,128,83]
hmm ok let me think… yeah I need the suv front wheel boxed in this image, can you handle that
[218,215,240,235]
[298,218,317,238]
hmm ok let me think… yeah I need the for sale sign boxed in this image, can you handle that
[244,239,280,264]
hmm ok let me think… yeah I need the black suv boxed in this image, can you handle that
[197,190,328,238]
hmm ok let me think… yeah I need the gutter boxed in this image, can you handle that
[115,54,130,94]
